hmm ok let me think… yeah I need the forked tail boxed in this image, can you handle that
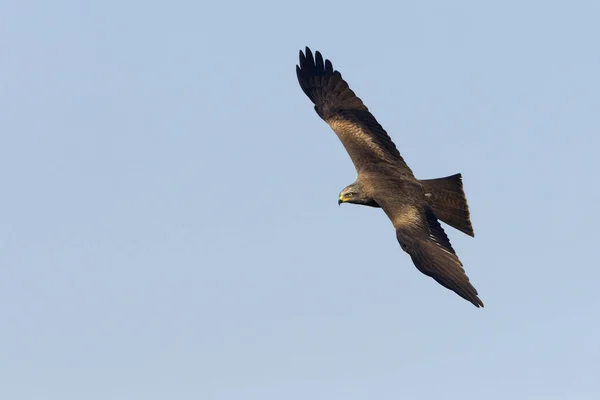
[420,173,475,237]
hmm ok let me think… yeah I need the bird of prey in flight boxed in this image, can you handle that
[296,47,483,307]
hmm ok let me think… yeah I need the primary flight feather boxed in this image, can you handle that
[296,47,483,308]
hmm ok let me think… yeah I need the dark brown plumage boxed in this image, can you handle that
[296,47,483,308]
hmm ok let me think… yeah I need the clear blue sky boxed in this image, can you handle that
[2,1,599,399]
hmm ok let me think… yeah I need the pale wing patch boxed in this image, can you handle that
[393,205,421,228]
[327,118,391,162]
[395,206,455,256]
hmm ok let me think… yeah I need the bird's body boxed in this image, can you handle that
[296,47,484,307]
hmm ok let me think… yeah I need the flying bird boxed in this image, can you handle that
[296,47,484,307]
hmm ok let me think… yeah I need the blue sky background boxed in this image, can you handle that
[2,1,599,399]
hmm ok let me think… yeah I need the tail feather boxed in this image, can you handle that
[420,173,475,237]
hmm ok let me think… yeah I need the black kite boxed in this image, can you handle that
[296,47,483,307]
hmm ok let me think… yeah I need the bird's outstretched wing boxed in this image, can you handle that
[380,199,484,307]
[296,47,414,176]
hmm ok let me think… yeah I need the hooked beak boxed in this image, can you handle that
[338,195,345,206]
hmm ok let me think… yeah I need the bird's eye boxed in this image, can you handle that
[346,193,353,197]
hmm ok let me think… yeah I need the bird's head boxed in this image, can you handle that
[338,183,361,205]
[338,183,379,207]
